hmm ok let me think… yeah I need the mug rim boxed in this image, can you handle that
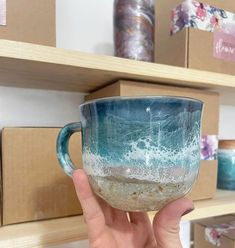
[81,95,204,107]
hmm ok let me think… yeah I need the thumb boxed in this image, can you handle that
[153,198,194,248]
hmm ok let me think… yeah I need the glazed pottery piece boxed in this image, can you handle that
[57,96,203,211]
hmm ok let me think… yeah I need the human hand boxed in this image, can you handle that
[73,169,194,248]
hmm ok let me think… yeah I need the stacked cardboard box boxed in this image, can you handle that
[155,0,235,75]
[1,128,82,225]
[0,0,55,46]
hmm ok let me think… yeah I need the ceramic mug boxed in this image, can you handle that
[218,140,235,190]
[57,96,203,211]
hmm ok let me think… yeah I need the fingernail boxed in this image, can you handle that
[181,208,194,216]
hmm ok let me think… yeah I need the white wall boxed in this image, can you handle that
[219,105,235,139]
[56,0,114,55]
[0,87,84,128]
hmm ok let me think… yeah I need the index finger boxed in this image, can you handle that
[72,169,106,241]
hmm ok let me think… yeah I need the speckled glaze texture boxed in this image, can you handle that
[113,0,154,62]
[218,149,235,190]
[57,96,203,211]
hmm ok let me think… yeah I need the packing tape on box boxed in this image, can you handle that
[0,0,6,25]
[201,135,218,160]
[205,221,235,246]
[171,0,235,35]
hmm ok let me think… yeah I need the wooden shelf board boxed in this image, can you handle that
[0,190,234,248]
[0,215,87,247]
[186,190,235,221]
[0,39,235,97]
[149,190,235,222]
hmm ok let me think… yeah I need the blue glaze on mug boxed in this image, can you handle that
[80,97,202,177]
[57,96,203,211]
[218,149,235,190]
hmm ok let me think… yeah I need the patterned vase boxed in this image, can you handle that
[113,0,155,62]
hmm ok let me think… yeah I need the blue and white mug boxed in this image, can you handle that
[57,96,203,211]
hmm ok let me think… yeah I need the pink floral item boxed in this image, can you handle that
[205,221,235,246]
[200,135,218,160]
[171,0,235,35]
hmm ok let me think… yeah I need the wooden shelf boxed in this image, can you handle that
[149,190,235,222]
[0,215,88,247]
[0,39,235,100]
[0,190,234,248]
[187,190,235,221]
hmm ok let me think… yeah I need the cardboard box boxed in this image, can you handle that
[86,80,219,201]
[0,0,55,46]
[155,0,235,75]
[1,128,82,225]
[194,215,235,248]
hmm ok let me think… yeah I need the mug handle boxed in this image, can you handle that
[57,122,81,177]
